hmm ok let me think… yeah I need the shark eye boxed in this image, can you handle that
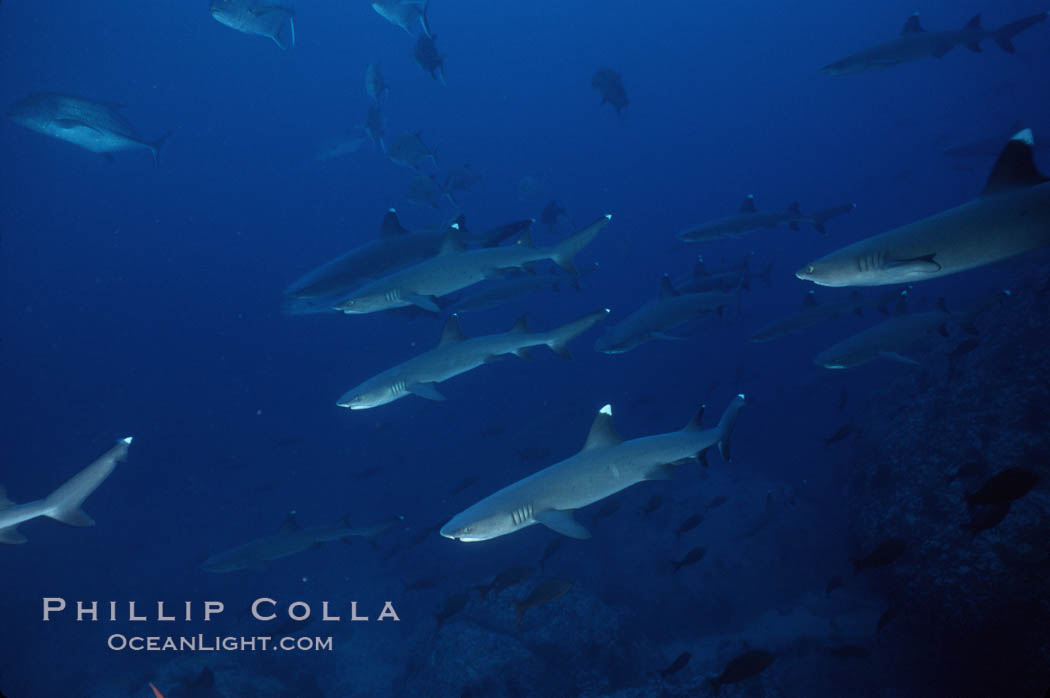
[805,265,815,274]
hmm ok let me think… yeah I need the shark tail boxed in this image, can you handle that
[419,0,432,38]
[544,308,610,359]
[550,214,610,274]
[715,395,746,461]
[43,437,132,527]
[272,13,295,50]
[149,132,173,167]
[992,12,1047,53]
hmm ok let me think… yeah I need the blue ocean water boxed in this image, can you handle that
[2,0,1049,695]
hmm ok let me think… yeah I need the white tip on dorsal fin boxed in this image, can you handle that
[451,222,460,230]
[604,213,612,220]
[1013,128,1034,145]
[600,404,612,415]
[121,437,133,445]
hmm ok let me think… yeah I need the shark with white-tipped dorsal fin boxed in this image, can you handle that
[821,12,1047,76]
[798,129,1050,287]
[338,309,609,409]
[0,437,132,544]
[335,215,609,315]
[441,396,746,542]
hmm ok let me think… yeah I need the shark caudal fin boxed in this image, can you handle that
[149,132,172,167]
[544,309,610,359]
[43,437,132,527]
[0,486,28,544]
[550,214,610,274]
[992,12,1047,54]
[419,0,433,38]
[715,395,746,461]
[271,12,296,50]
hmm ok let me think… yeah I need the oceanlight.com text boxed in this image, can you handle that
[106,634,334,652]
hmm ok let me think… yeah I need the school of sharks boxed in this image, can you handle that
[3,0,1050,695]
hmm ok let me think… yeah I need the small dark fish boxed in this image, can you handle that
[947,458,988,483]
[851,538,907,576]
[435,591,469,629]
[707,650,775,694]
[836,387,848,411]
[538,538,562,570]
[414,34,446,84]
[592,68,629,114]
[706,495,729,511]
[876,605,899,633]
[674,513,703,539]
[827,645,870,659]
[657,651,691,678]
[965,501,1013,534]
[825,575,844,596]
[475,565,534,600]
[448,474,480,496]
[593,499,621,520]
[540,199,566,232]
[640,494,663,516]
[822,424,854,445]
[966,467,1039,507]
[948,338,980,359]
[672,546,706,573]
[513,578,573,624]
[404,576,439,591]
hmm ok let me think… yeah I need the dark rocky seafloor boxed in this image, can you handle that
[845,272,1050,698]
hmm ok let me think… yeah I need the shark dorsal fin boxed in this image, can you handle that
[439,314,466,345]
[380,209,408,237]
[787,201,801,214]
[440,224,466,254]
[583,404,623,450]
[964,14,982,30]
[510,315,530,333]
[450,213,468,233]
[739,195,756,214]
[682,404,706,431]
[902,13,924,35]
[0,485,13,510]
[659,274,679,299]
[803,290,818,307]
[982,129,1048,196]
[280,511,300,532]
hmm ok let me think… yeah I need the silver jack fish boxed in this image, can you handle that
[210,0,295,50]
[9,94,170,165]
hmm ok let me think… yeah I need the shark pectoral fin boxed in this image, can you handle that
[932,43,953,58]
[882,254,940,274]
[645,463,676,480]
[965,42,982,53]
[536,510,591,539]
[879,351,920,366]
[406,295,440,312]
[698,448,710,468]
[0,526,28,544]
[49,507,95,527]
[481,354,505,364]
[408,382,446,401]
[513,347,533,361]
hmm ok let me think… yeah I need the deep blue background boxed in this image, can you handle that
[1,0,1048,693]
